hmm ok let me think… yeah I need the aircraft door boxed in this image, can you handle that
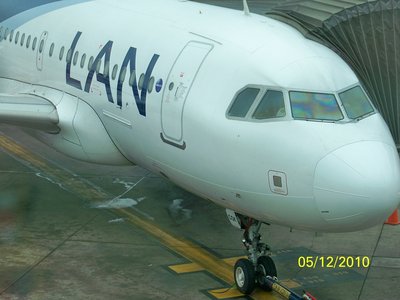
[161,41,213,149]
[36,31,48,71]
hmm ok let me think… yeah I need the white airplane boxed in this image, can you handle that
[1,0,399,295]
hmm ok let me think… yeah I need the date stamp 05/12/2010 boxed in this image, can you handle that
[297,256,371,268]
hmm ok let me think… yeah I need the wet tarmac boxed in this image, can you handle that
[0,124,399,300]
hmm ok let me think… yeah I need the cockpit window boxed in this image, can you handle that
[228,87,260,118]
[289,91,343,121]
[339,86,374,119]
[252,90,285,120]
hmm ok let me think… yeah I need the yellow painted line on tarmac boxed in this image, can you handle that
[0,135,48,169]
[0,134,281,300]
[209,287,245,299]
[279,280,301,289]
[0,135,106,201]
[223,256,247,266]
[169,262,202,273]
[169,256,300,299]
[169,256,246,274]
[209,285,301,300]
[118,208,235,284]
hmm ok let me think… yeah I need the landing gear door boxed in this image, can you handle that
[226,209,242,229]
[36,31,48,71]
[161,41,213,149]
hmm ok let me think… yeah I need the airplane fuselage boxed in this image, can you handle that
[1,0,399,232]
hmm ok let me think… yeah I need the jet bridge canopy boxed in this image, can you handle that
[266,0,400,147]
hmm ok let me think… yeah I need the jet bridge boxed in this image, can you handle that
[265,0,400,147]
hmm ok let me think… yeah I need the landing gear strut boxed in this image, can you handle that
[226,209,277,294]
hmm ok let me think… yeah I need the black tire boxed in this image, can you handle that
[257,256,277,291]
[234,258,256,295]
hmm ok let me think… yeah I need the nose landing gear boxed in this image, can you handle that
[226,209,317,299]
[226,209,277,294]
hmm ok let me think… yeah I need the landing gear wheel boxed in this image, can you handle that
[257,256,277,291]
[234,258,256,295]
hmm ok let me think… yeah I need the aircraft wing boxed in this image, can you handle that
[0,93,59,133]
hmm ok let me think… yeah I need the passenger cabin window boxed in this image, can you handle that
[339,86,374,119]
[66,48,72,63]
[39,39,44,53]
[15,31,19,44]
[104,61,110,77]
[73,51,79,66]
[111,64,118,80]
[59,46,65,60]
[4,28,9,40]
[119,67,127,84]
[252,90,285,120]
[129,71,136,86]
[96,59,101,72]
[80,53,86,68]
[9,29,14,42]
[32,37,37,50]
[49,43,54,57]
[148,76,155,93]
[20,33,25,46]
[26,35,31,48]
[138,73,144,89]
[88,56,94,71]
[228,88,260,118]
[290,91,343,121]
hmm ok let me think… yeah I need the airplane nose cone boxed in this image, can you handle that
[314,141,400,231]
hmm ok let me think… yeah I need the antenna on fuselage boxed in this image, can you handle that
[243,0,250,16]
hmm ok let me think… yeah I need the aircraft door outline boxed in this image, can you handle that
[160,41,213,149]
[36,31,48,71]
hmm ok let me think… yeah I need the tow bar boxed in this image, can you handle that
[264,276,317,300]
